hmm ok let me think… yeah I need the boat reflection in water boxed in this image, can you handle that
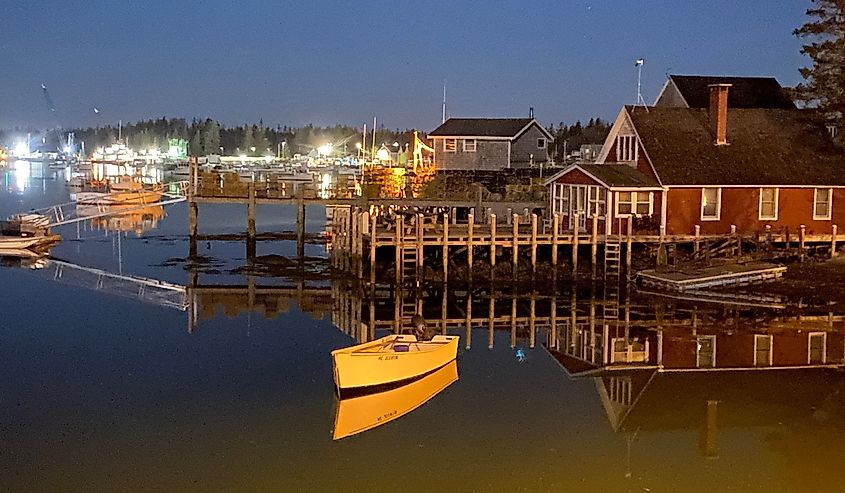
[77,203,165,235]
[333,359,458,440]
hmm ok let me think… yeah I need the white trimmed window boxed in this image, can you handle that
[754,334,773,367]
[814,188,832,220]
[616,135,637,162]
[444,138,457,153]
[701,188,721,221]
[537,138,546,149]
[588,187,607,217]
[553,183,568,215]
[616,191,651,216]
[759,188,779,220]
[463,139,476,152]
[827,124,838,140]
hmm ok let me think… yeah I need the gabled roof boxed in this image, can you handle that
[627,106,845,186]
[659,75,796,109]
[429,118,552,139]
[544,163,661,188]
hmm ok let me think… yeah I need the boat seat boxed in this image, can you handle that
[393,345,410,352]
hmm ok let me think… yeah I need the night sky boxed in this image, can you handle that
[1,0,809,130]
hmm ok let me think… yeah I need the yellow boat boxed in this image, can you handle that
[331,334,459,390]
[332,359,458,440]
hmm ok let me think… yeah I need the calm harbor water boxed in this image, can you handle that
[2,162,845,492]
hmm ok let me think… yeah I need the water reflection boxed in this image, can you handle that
[332,359,458,440]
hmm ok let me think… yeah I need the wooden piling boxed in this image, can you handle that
[572,213,580,277]
[530,213,538,272]
[296,197,305,258]
[488,293,495,350]
[832,225,838,258]
[247,182,256,258]
[489,214,497,270]
[465,292,472,350]
[416,213,424,274]
[591,215,598,280]
[512,213,520,278]
[442,214,449,281]
[529,292,536,348]
[626,217,633,279]
[799,224,806,261]
[552,213,559,266]
[369,213,377,284]
[467,212,475,273]
[694,225,700,253]
[188,200,198,258]
[395,214,403,285]
[510,296,517,348]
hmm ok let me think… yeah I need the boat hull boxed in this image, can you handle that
[332,359,458,440]
[331,335,459,390]
[75,190,164,205]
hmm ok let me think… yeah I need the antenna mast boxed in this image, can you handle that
[635,58,648,108]
[442,81,447,124]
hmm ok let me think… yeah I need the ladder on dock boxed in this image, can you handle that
[603,235,622,323]
[400,246,420,282]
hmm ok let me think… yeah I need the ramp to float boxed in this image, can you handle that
[638,262,786,291]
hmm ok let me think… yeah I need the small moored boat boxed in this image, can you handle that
[331,334,459,390]
[332,359,458,440]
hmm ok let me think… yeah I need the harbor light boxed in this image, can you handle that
[63,145,72,154]
[13,141,28,157]
[318,143,333,156]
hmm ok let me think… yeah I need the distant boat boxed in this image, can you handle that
[331,334,459,390]
[332,359,458,440]
[74,177,164,205]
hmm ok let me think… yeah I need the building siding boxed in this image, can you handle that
[665,187,845,235]
[510,124,550,168]
[432,137,510,170]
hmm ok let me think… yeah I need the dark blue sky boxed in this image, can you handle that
[1,0,810,130]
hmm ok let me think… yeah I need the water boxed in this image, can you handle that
[2,163,845,492]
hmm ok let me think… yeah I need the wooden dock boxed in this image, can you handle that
[638,262,787,291]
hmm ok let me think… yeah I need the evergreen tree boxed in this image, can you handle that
[252,124,269,155]
[794,0,845,116]
[202,119,221,155]
[242,125,255,155]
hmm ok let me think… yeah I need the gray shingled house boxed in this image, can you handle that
[427,118,553,170]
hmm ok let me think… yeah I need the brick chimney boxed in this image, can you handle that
[708,84,731,145]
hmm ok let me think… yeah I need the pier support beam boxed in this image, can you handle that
[188,200,198,258]
[442,215,449,281]
[489,214,497,276]
[296,197,306,258]
[552,213,559,267]
[626,217,633,280]
[591,215,598,280]
[247,182,256,259]
[572,213,580,278]
[832,225,838,259]
[512,214,520,279]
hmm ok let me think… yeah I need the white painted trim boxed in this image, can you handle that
[512,120,555,141]
[758,187,779,221]
[537,137,546,149]
[543,164,609,188]
[430,135,514,141]
[444,138,457,153]
[615,134,638,162]
[700,187,721,221]
[753,334,774,367]
[614,190,653,218]
[808,332,827,364]
[507,140,511,169]
[462,139,477,152]
[696,335,717,368]
[595,107,664,187]
[666,184,845,189]
[660,188,668,234]
[813,188,833,220]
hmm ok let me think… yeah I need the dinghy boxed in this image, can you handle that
[331,334,459,390]
[332,359,458,440]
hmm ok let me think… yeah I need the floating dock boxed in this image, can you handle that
[637,262,787,291]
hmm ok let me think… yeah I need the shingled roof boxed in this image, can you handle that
[428,118,536,138]
[579,164,660,187]
[627,106,845,186]
[663,75,795,109]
